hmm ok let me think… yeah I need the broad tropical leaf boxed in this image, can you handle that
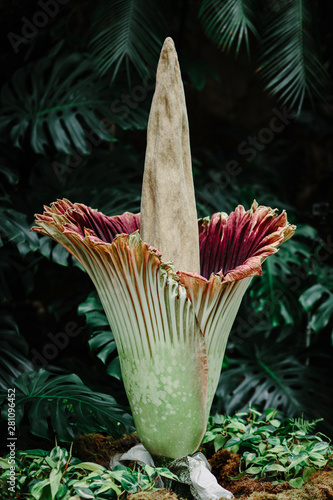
[249,226,314,327]
[0,54,148,155]
[0,370,134,441]
[79,292,120,379]
[215,330,332,430]
[0,206,40,257]
[89,0,165,83]
[199,0,258,56]
[299,283,333,335]
[0,54,115,155]
[0,204,74,268]
[259,0,329,111]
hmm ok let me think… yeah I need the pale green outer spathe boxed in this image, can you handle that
[196,277,253,414]
[96,233,208,458]
[33,199,295,460]
[33,208,254,459]
[32,218,210,459]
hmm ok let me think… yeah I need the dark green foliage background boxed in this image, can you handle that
[0,0,333,450]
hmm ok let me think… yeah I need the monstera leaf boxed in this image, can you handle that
[249,226,316,327]
[0,206,40,257]
[0,370,134,441]
[300,283,333,336]
[0,204,76,270]
[0,54,148,155]
[215,329,332,431]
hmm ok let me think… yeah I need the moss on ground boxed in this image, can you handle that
[74,432,140,468]
[236,469,333,499]
[128,490,180,500]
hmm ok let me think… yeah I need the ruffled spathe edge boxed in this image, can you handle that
[175,200,295,410]
[196,200,295,283]
[32,198,208,376]
[34,198,141,249]
[175,200,295,298]
[33,199,295,287]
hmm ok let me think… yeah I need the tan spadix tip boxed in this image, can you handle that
[140,37,200,274]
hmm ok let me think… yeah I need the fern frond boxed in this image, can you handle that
[259,0,329,112]
[199,0,258,56]
[89,0,165,84]
[292,417,323,433]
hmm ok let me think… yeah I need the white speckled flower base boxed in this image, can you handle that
[121,345,207,459]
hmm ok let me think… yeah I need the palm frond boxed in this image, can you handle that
[89,0,165,84]
[259,0,329,112]
[199,0,258,56]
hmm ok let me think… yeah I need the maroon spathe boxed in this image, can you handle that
[34,199,294,283]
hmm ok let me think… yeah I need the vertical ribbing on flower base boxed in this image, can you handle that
[179,201,296,417]
[179,272,253,416]
[32,206,209,461]
[140,37,200,274]
[95,234,209,460]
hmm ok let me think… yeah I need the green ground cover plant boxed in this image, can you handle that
[203,408,333,489]
[0,445,177,500]
[2,407,332,499]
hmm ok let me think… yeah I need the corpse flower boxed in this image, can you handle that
[32,38,295,462]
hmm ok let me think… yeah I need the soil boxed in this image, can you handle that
[208,449,291,498]
[74,433,333,500]
[74,432,140,469]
